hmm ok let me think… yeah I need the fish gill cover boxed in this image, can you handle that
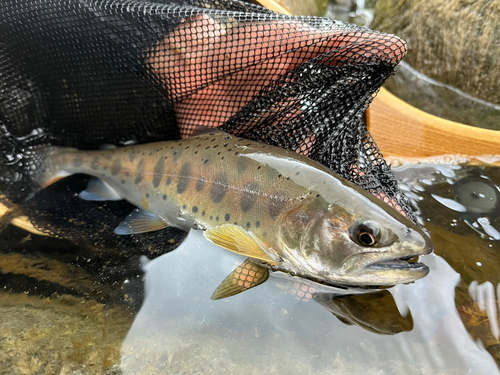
[0,0,413,255]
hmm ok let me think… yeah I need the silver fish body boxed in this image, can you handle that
[33,131,432,298]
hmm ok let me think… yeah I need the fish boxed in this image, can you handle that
[28,129,433,299]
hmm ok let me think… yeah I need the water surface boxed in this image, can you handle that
[1,162,499,374]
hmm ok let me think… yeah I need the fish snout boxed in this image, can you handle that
[401,227,433,256]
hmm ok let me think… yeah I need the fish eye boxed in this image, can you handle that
[350,221,381,247]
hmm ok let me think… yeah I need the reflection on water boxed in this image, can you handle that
[1,163,500,373]
[121,232,498,374]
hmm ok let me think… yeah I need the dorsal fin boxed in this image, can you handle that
[190,125,225,137]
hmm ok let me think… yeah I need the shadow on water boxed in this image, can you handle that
[1,163,500,374]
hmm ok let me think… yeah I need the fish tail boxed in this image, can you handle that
[28,146,79,188]
[0,127,82,203]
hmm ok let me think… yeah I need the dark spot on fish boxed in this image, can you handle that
[211,138,216,142]
[256,221,260,228]
[129,151,136,162]
[163,195,167,200]
[197,144,201,148]
[72,155,83,167]
[228,149,232,152]
[278,174,282,178]
[91,156,99,170]
[111,159,121,175]
[287,177,290,180]
[192,206,198,213]
[295,171,300,176]
[205,146,210,150]
[217,152,221,155]
[269,192,289,219]
[146,193,150,198]
[225,213,230,221]
[210,215,213,220]
[316,194,320,197]
[134,160,145,184]
[204,159,209,165]
[202,211,206,216]
[234,152,239,156]
[257,166,261,170]
[213,145,219,149]
[166,177,172,185]
[173,149,183,162]
[236,156,249,175]
[210,173,228,203]
[149,152,152,156]
[164,156,168,160]
[121,179,125,184]
[246,222,250,228]
[221,157,224,160]
[182,204,186,209]
[153,157,165,188]
[177,162,191,194]
[196,179,205,192]
[185,146,190,150]
[125,170,130,177]
[223,144,228,147]
[240,181,259,212]
[216,216,219,221]
[195,151,199,155]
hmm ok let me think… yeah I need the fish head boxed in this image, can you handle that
[277,194,433,287]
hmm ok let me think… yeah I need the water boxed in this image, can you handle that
[1,162,499,374]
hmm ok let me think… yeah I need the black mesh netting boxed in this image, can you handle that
[0,0,416,258]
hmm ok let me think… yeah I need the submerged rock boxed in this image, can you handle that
[0,293,132,374]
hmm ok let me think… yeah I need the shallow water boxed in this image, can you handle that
[1,163,499,374]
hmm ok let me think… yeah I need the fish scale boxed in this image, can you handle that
[41,132,310,252]
[33,130,433,299]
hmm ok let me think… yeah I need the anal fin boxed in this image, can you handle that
[204,224,279,264]
[115,208,169,235]
[79,178,122,201]
[211,258,269,300]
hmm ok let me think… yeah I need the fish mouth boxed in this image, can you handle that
[366,255,428,272]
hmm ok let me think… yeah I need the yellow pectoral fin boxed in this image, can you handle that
[204,224,277,264]
[211,258,269,300]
